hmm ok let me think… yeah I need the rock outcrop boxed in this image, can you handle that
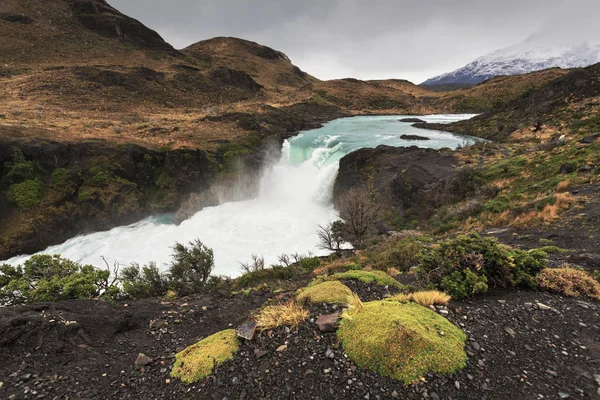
[333,145,460,217]
[67,0,177,53]
[400,134,430,141]
[0,137,216,260]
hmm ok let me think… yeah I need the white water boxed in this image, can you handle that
[3,115,476,277]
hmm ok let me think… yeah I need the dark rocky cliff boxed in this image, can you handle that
[0,138,216,260]
[333,145,466,221]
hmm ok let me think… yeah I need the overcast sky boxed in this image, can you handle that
[110,0,600,84]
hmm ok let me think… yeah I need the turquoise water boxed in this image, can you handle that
[3,114,477,276]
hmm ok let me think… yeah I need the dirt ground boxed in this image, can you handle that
[0,283,599,400]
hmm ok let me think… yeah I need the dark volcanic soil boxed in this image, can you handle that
[486,184,600,271]
[1,286,599,400]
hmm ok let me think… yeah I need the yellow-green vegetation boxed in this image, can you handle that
[171,329,239,384]
[313,269,404,289]
[392,290,451,307]
[536,267,600,300]
[338,301,467,384]
[296,281,353,304]
[365,233,430,272]
[254,301,309,330]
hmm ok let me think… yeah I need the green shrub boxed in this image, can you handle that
[0,255,118,304]
[417,233,548,299]
[120,262,169,299]
[3,149,42,184]
[169,240,214,295]
[299,256,321,271]
[236,265,302,289]
[441,270,488,299]
[313,270,404,289]
[7,179,44,208]
[368,235,427,272]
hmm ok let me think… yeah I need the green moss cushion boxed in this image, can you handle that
[338,301,467,383]
[171,329,239,383]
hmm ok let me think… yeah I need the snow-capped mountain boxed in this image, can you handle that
[422,33,600,86]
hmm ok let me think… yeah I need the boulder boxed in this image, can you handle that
[399,118,426,123]
[237,321,257,341]
[400,134,430,141]
[580,133,600,144]
[559,163,575,174]
[0,13,33,24]
[316,313,341,333]
[135,353,153,366]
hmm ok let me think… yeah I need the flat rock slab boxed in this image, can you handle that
[316,313,341,333]
[399,118,426,123]
[400,134,430,141]
[237,321,257,341]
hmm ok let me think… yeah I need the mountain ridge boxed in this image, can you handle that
[423,33,600,85]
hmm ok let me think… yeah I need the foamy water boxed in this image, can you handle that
[3,115,476,277]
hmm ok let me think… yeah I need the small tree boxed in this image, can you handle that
[338,188,380,249]
[317,220,346,253]
[169,240,214,295]
[239,254,265,274]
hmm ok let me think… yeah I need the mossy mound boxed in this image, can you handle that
[315,270,404,289]
[171,329,239,384]
[297,281,353,304]
[338,301,467,384]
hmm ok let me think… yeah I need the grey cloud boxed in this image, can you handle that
[109,0,600,83]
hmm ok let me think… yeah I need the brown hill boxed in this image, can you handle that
[0,0,178,68]
[420,63,600,141]
[296,78,437,114]
[184,37,318,93]
[430,68,570,114]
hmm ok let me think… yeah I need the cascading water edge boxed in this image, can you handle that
[2,114,478,277]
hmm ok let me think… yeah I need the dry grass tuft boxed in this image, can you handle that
[254,301,309,330]
[536,267,600,300]
[391,290,451,307]
[410,291,452,307]
[556,180,571,192]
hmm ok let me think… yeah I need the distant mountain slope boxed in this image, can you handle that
[419,62,600,141]
[423,33,600,86]
[430,68,569,114]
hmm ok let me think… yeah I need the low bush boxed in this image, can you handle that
[235,265,303,289]
[296,281,353,304]
[367,234,428,272]
[254,301,309,330]
[299,256,321,271]
[171,329,239,384]
[313,270,404,289]
[417,233,548,299]
[338,301,467,384]
[536,267,600,300]
[169,240,214,295]
[7,179,44,208]
[120,262,169,299]
[0,255,118,304]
